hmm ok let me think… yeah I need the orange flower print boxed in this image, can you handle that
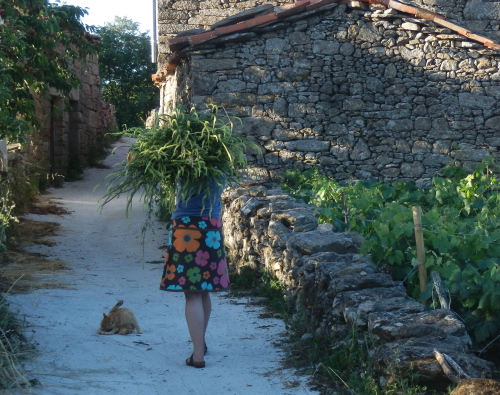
[173,225,202,252]
[203,271,211,280]
[163,264,176,281]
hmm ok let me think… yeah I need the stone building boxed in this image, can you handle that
[154,0,500,185]
[8,36,115,180]
[157,0,291,64]
[153,3,500,386]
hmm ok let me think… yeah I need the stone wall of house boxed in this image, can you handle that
[22,54,115,178]
[157,0,500,66]
[222,182,496,390]
[158,2,500,186]
[157,0,291,64]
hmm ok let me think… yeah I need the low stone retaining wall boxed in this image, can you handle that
[222,183,495,389]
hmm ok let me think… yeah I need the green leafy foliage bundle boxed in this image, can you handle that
[0,0,98,142]
[100,106,249,221]
[282,157,500,348]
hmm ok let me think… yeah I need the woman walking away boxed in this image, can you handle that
[100,106,250,368]
[160,177,228,368]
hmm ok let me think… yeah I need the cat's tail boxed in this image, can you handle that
[109,300,124,313]
[133,318,142,334]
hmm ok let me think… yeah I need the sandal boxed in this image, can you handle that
[186,354,205,368]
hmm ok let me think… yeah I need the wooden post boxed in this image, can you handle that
[434,349,470,384]
[431,271,450,309]
[412,206,428,297]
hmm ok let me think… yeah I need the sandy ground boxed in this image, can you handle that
[7,140,319,395]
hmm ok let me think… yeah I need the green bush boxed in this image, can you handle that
[282,157,500,348]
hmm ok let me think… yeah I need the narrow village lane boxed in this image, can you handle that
[9,140,317,395]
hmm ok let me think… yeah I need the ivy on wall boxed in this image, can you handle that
[0,0,99,142]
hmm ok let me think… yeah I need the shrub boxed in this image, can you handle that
[282,157,500,349]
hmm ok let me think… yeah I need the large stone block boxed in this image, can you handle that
[485,116,500,130]
[331,286,408,322]
[217,79,247,93]
[450,378,500,395]
[265,38,288,54]
[372,338,494,390]
[369,309,471,343]
[271,209,318,232]
[234,116,276,137]
[191,58,238,72]
[459,93,496,109]
[356,23,382,42]
[285,140,330,152]
[289,31,310,46]
[192,72,218,95]
[288,230,363,256]
[313,39,340,55]
[210,93,257,107]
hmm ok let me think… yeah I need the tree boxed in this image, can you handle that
[0,0,99,142]
[96,17,158,130]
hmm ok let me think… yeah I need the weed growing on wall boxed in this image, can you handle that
[281,156,500,350]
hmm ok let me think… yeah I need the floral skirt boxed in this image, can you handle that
[159,216,230,292]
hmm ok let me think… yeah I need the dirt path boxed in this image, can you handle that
[8,140,318,395]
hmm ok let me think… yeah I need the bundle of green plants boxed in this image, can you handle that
[100,105,250,221]
[281,157,500,350]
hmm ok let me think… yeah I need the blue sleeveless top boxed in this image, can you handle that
[171,178,225,219]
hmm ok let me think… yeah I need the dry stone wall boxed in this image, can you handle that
[223,182,496,389]
[158,2,500,186]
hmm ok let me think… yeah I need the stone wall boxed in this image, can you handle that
[157,0,500,65]
[157,2,500,186]
[222,182,495,389]
[157,0,291,64]
[18,53,115,178]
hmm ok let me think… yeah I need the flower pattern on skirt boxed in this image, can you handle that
[160,216,229,292]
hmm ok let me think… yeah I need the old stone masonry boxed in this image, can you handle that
[222,182,498,391]
[155,0,500,186]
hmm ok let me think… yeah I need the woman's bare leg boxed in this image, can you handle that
[202,292,211,335]
[184,291,208,362]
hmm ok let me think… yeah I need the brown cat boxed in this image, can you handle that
[97,300,142,335]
